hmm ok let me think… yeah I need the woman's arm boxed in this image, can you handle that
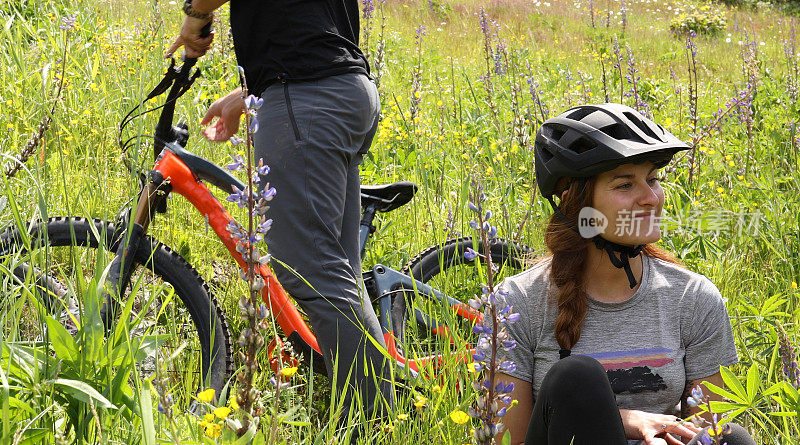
[681,372,725,424]
[494,373,533,445]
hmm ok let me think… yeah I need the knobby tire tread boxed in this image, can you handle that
[0,217,234,395]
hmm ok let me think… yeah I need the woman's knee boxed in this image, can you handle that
[540,354,610,396]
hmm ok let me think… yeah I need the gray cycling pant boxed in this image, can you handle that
[253,72,393,422]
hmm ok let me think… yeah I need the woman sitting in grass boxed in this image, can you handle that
[498,104,756,445]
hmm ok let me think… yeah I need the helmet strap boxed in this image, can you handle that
[592,236,645,289]
[546,196,580,234]
[544,178,589,235]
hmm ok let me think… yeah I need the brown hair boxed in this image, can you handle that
[541,177,682,351]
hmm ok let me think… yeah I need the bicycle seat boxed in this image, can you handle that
[361,181,418,212]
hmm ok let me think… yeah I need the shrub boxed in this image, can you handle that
[670,5,728,36]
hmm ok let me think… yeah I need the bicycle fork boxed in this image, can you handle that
[100,171,170,328]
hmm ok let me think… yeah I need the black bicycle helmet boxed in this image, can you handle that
[534,103,690,292]
[535,103,690,201]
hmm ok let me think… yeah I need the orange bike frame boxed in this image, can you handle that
[150,150,321,355]
[146,149,477,375]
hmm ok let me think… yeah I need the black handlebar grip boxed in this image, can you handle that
[199,21,212,38]
[182,22,213,67]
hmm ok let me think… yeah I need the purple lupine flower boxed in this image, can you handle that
[686,32,698,58]
[59,14,77,31]
[227,185,250,208]
[244,95,264,110]
[465,183,523,444]
[261,186,277,201]
[257,218,273,234]
[256,158,270,176]
[248,117,259,134]
[362,0,374,19]
[227,154,246,172]
[779,327,800,388]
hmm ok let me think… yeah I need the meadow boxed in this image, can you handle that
[2,0,800,443]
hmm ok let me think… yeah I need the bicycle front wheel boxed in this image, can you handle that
[394,237,534,366]
[1,217,233,406]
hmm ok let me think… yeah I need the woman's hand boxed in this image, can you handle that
[201,88,245,142]
[620,409,702,445]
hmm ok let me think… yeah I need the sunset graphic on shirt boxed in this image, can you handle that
[582,347,674,394]
[585,347,675,370]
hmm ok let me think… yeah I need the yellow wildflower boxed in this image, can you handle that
[204,413,215,422]
[205,423,222,438]
[213,406,232,418]
[450,410,470,424]
[229,397,239,410]
[397,413,409,421]
[792,282,798,290]
[414,396,428,408]
[467,362,479,373]
[197,388,215,403]
[430,384,442,393]
[716,187,724,194]
[280,366,299,378]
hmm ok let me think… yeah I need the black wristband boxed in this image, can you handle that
[182,0,214,20]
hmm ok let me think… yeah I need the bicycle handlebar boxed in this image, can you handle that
[152,22,212,161]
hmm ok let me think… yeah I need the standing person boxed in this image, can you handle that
[496,104,755,445]
[168,0,393,427]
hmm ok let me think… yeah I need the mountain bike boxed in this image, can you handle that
[0,57,533,407]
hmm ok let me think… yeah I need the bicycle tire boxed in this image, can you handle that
[394,236,534,357]
[1,217,233,401]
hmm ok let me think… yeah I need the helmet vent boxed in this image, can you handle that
[623,112,660,140]
[567,136,597,154]
[539,147,554,163]
[599,123,631,140]
[566,108,595,121]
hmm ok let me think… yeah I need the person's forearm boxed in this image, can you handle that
[192,0,229,14]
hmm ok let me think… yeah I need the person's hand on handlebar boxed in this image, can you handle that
[166,15,214,59]
[201,88,246,142]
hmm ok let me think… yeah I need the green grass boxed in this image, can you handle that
[2,0,800,442]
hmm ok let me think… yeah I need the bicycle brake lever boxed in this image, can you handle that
[145,58,178,101]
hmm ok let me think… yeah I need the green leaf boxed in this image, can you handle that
[501,429,511,445]
[79,288,104,363]
[16,428,53,445]
[231,418,257,445]
[768,411,798,417]
[53,378,117,409]
[708,401,744,413]
[45,316,77,363]
[703,381,741,403]
[745,362,760,401]
[139,386,156,445]
[719,366,747,402]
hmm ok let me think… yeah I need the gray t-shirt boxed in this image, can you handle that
[500,254,739,420]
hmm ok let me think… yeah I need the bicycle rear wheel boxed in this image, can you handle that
[0,217,233,406]
[395,237,534,368]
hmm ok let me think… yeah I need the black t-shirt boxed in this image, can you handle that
[229,0,369,96]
